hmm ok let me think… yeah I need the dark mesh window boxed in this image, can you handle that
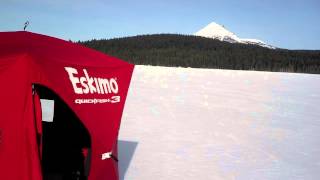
[34,85,91,180]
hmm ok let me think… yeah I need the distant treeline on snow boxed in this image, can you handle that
[80,34,320,74]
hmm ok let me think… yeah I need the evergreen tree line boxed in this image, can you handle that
[80,34,320,74]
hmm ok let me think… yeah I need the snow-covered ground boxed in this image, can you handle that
[119,65,320,180]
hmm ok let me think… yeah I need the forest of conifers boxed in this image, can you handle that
[80,34,320,74]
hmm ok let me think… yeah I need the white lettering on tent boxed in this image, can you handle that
[65,67,83,94]
[101,152,112,160]
[65,67,119,95]
[74,96,120,104]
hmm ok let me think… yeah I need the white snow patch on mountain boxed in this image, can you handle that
[194,22,242,43]
[119,65,320,180]
[194,22,275,49]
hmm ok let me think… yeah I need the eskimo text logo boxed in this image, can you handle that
[65,67,120,104]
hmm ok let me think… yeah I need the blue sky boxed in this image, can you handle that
[1,0,320,49]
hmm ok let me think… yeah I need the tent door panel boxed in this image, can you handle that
[33,85,91,180]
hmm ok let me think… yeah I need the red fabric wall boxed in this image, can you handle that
[0,32,134,180]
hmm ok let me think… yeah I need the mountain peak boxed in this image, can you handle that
[194,22,275,49]
[194,22,241,43]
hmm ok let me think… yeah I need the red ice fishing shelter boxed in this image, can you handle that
[0,31,134,180]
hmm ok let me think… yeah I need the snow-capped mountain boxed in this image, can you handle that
[194,22,275,49]
[241,38,275,49]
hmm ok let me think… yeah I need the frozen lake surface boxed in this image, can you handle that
[119,65,320,180]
